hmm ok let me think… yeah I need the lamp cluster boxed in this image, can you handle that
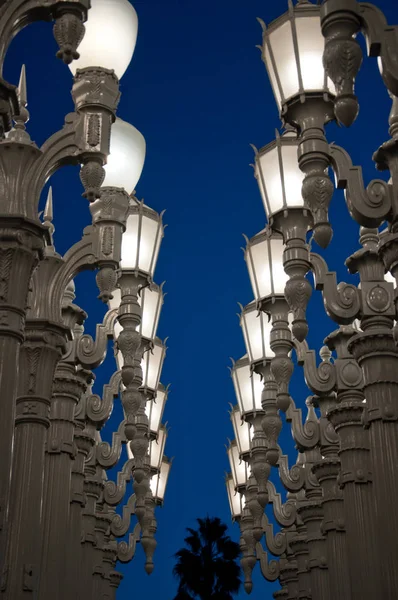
[0,0,171,599]
[224,1,398,599]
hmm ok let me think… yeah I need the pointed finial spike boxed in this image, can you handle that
[18,64,27,108]
[44,187,53,223]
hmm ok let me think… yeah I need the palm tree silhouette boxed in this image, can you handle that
[173,516,241,600]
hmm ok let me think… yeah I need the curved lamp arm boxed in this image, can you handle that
[277,451,306,493]
[285,397,320,452]
[103,458,134,507]
[110,493,136,538]
[117,523,141,564]
[77,309,118,370]
[0,0,88,132]
[310,252,361,324]
[359,3,398,97]
[260,514,287,556]
[295,339,337,395]
[267,481,297,528]
[85,370,121,425]
[329,143,392,227]
[96,417,126,469]
[256,543,280,582]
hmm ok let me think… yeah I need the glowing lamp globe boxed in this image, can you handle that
[253,130,305,219]
[230,404,253,456]
[245,230,288,301]
[151,457,171,505]
[260,0,335,111]
[121,201,164,277]
[146,383,168,438]
[226,474,244,519]
[103,118,146,194]
[69,0,138,79]
[240,301,275,365]
[227,440,250,490]
[231,356,263,416]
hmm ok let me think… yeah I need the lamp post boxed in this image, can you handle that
[225,1,398,599]
[0,1,172,598]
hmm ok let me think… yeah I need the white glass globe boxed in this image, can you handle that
[69,0,138,79]
[103,118,146,193]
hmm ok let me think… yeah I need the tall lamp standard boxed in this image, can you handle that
[0,0,173,598]
[224,1,398,598]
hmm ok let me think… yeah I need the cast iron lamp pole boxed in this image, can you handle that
[225,2,398,599]
[0,0,173,597]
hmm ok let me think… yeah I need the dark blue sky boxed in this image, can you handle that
[4,0,397,598]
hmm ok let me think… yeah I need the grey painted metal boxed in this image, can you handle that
[321,0,398,119]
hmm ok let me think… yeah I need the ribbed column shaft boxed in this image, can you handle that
[0,323,65,600]
[349,331,398,598]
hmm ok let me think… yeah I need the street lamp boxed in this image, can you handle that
[69,0,139,78]
[151,456,172,506]
[225,1,398,599]
[0,0,172,598]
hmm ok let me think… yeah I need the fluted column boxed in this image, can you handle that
[296,452,330,600]
[326,326,380,600]
[67,399,94,600]
[1,320,67,600]
[81,451,104,600]
[346,228,398,596]
[39,357,89,600]
[312,389,351,600]
[0,219,45,576]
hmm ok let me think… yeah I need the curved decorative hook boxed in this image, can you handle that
[285,397,320,452]
[311,252,361,324]
[86,370,121,426]
[277,451,306,493]
[103,458,134,507]
[267,481,297,528]
[77,309,118,370]
[329,143,392,227]
[295,339,337,395]
[111,493,136,538]
[96,417,126,469]
[117,523,141,564]
[359,3,398,97]
[261,514,287,557]
[256,543,280,582]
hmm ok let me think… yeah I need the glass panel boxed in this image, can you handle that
[149,427,166,470]
[232,362,262,414]
[258,147,284,215]
[247,237,272,300]
[226,476,243,518]
[267,20,299,105]
[296,16,327,92]
[142,341,165,391]
[280,144,305,208]
[108,288,121,312]
[228,443,249,488]
[103,118,146,193]
[231,408,253,454]
[141,286,162,340]
[151,459,171,501]
[242,308,274,362]
[138,216,159,275]
[269,237,289,295]
[146,389,166,435]
[121,213,139,269]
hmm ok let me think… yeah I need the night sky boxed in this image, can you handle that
[4,0,397,598]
